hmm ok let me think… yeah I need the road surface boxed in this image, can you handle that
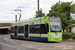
[0,35,75,50]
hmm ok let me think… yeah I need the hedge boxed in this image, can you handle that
[72,33,75,39]
[62,32,75,39]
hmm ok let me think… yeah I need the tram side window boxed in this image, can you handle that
[34,25,40,33]
[30,25,34,33]
[11,27,14,33]
[40,24,49,33]
[18,26,24,33]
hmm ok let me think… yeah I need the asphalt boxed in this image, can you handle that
[0,35,75,50]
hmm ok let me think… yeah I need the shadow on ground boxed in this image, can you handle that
[11,38,59,43]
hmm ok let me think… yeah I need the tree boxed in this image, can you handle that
[35,8,45,18]
[71,19,75,24]
[47,1,72,32]
[70,3,75,13]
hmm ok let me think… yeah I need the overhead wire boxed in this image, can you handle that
[0,1,37,8]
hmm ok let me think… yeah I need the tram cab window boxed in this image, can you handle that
[11,27,14,33]
[40,24,49,33]
[34,25,40,33]
[18,26,24,33]
[30,25,34,33]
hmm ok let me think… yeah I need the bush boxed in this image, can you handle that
[63,32,72,39]
[62,32,74,40]
[72,35,75,39]
[72,33,75,39]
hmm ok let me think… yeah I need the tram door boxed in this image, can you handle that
[14,26,17,38]
[25,25,28,39]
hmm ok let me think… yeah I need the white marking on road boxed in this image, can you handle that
[21,44,37,49]
[4,37,9,41]
[0,42,20,50]
[4,37,16,44]
[38,48,62,50]
[21,44,65,50]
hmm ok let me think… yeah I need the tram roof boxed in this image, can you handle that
[12,17,42,24]
[12,16,60,24]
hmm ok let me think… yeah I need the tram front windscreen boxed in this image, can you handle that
[49,17,61,32]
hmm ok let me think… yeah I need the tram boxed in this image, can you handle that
[10,16,62,41]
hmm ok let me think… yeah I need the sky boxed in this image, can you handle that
[0,0,75,23]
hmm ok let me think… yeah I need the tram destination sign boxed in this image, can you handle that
[49,17,60,22]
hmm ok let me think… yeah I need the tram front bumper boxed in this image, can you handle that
[49,37,62,41]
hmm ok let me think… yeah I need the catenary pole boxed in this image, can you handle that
[37,0,39,17]
[15,14,17,22]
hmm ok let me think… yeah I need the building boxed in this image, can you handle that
[0,23,11,34]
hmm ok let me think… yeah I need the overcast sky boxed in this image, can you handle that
[0,0,74,23]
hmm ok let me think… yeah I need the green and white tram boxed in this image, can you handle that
[10,16,62,41]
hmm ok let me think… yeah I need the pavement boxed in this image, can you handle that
[63,39,75,42]
[0,35,75,50]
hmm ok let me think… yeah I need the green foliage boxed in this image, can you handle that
[72,33,75,39]
[35,8,45,18]
[70,3,75,13]
[62,32,72,39]
[71,19,75,28]
[63,32,75,39]
[71,20,75,24]
[72,35,75,39]
[72,25,75,27]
